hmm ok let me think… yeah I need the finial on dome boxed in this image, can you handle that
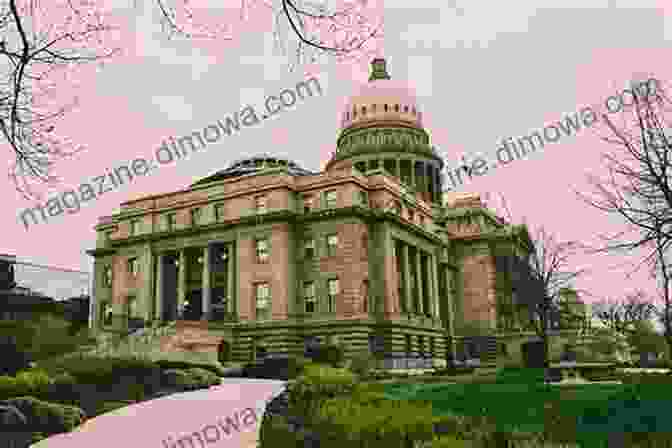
[369,58,390,81]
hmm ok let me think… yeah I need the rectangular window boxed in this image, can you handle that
[255,283,270,320]
[165,213,176,231]
[359,190,369,206]
[127,258,139,277]
[254,195,267,213]
[215,204,225,222]
[304,238,315,259]
[304,281,316,313]
[326,234,338,257]
[327,278,339,313]
[408,209,415,222]
[256,238,269,263]
[102,302,113,326]
[103,265,112,287]
[129,219,140,236]
[191,208,201,226]
[325,190,337,208]
[303,194,313,213]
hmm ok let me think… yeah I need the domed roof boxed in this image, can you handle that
[191,154,317,186]
[340,58,423,131]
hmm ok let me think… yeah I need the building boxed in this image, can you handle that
[87,58,531,366]
[0,254,90,322]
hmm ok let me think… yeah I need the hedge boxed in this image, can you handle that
[1,396,86,435]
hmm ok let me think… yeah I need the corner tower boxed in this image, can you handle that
[326,58,444,204]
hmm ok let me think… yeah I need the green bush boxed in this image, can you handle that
[348,351,377,379]
[186,367,220,387]
[288,364,357,422]
[2,396,86,435]
[311,344,346,367]
[154,359,226,377]
[0,370,55,401]
[161,369,201,390]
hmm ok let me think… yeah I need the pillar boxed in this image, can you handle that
[430,254,440,319]
[143,248,154,322]
[445,266,457,361]
[416,249,424,315]
[178,249,186,316]
[394,158,400,178]
[411,159,416,190]
[202,245,211,320]
[227,243,235,314]
[403,243,412,313]
[156,253,164,321]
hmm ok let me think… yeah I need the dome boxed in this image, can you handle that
[340,58,423,131]
[191,154,317,186]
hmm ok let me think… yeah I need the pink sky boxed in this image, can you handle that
[2,1,671,317]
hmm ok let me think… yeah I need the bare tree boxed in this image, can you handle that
[0,0,119,200]
[591,290,657,337]
[152,0,382,72]
[5,0,381,198]
[577,74,672,362]
[512,225,588,370]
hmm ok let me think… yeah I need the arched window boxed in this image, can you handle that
[403,105,409,113]
[394,104,400,112]
[362,106,367,115]
[384,104,388,112]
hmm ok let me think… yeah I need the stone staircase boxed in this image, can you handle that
[85,322,179,360]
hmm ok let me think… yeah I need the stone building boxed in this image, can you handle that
[87,58,531,366]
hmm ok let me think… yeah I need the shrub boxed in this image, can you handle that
[288,364,356,421]
[348,351,377,379]
[311,344,346,367]
[0,370,55,401]
[154,360,226,377]
[1,396,86,435]
[186,368,220,387]
[161,369,200,390]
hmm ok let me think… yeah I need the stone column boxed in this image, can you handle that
[416,249,424,315]
[430,254,440,319]
[227,243,235,314]
[411,159,416,190]
[143,248,154,322]
[403,243,412,314]
[445,266,457,361]
[394,158,400,178]
[156,253,164,321]
[202,245,211,321]
[178,249,187,317]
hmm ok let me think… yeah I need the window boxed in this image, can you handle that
[191,208,201,226]
[325,190,337,208]
[404,105,409,113]
[304,239,315,259]
[408,209,414,222]
[127,258,139,277]
[384,104,389,112]
[326,234,338,256]
[327,278,339,313]
[304,281,316,313]
[359,190,368,206]
[254,195,267,213]
[256,238,269,263]
[165,213,176,231]
[303,195,314,213]
[102,302,113,326]
[215,204,225,222]
[255,283,270,320]
[394,104,400,112]
[129,219,140,236]
[103,265,112,287]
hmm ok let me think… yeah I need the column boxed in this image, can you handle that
[424,254,433,317]
[143,248,154,322]
[445,266,457,361]
[227,243,235,314]
[178,249,186,317]
[156,253,164,321]
[394,158,400,178]
[411,159,416,191]
[416,248,424,315]
[403,243,412,313]
[202,245,211,321]
[430,254,440,319]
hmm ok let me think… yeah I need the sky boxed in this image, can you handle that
[2,0,672,323]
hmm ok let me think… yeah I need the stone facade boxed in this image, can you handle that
[86,58,531,365]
